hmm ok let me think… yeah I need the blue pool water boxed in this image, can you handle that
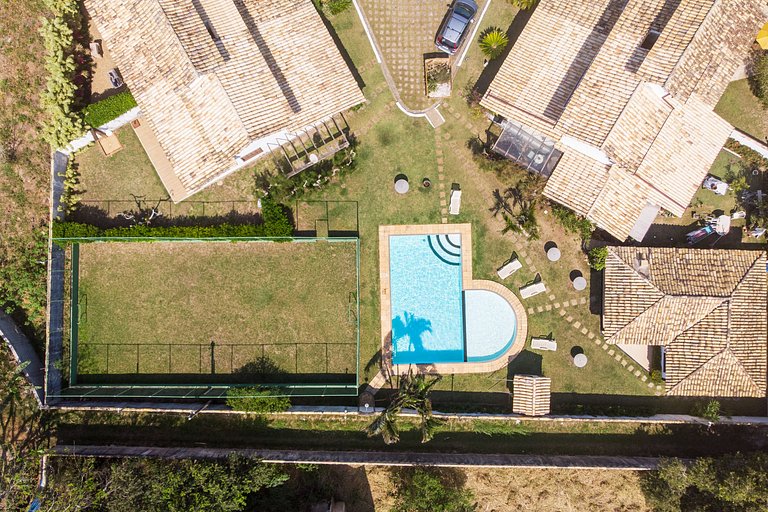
[389,234,465,364]
[388,232,519,365]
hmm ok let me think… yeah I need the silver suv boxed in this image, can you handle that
[435,0,478,55]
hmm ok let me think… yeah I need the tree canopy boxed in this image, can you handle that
[642,453,768,512]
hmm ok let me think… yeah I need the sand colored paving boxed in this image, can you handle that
[377,224,527,377]
[358,0,488,111]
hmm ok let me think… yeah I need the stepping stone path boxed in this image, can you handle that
[434,129,448,223]
[525,294,664,392]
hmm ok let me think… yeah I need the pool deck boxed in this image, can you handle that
[377,224,528,378]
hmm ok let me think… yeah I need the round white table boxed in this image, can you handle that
[573,276,587,291]
[574,353,588,368]
[394,179,409,194]
[547,247,561,262]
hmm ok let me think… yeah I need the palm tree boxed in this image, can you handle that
[366,370,442,444]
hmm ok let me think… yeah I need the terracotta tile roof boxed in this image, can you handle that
[604,247,767,397]
[481,0,763,241]
[86,0,364,200]
[541,149,610,216]
[512,375,551,416]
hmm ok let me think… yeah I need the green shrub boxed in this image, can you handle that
[588,246,608,271]
[724,138,768,171]
[313,0,352,15]
[749,51,768,107]
[552,204,594,241]
[650,369,664,384]
[642,454,768,512]
[390,468,476,512]
[83,91,138,128]
[508,0,540,9]
[39,0,85,148]
[692,400,721,422]
[478,28,509,60]
[52,198,294,242]
[226,387,291,413]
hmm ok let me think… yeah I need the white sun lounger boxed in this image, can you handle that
[531,337,557,351]
[449,188,462,215]
[497,258,522,279]
[520,281,546,299]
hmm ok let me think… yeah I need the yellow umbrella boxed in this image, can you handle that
[757,23,768,50]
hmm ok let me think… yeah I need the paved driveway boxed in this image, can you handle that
[360,0,483,111]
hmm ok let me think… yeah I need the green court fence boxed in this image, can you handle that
[62,237,361,399]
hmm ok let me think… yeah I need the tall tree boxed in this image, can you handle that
[366,370,441,444]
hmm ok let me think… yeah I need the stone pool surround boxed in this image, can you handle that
[378,223,527,375]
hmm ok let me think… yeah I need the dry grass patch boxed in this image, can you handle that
[363,466,649,512]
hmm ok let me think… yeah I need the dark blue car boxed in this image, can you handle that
[435,0,478,54]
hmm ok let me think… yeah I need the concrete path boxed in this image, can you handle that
[54,444,664,470]
[0,313,45,405]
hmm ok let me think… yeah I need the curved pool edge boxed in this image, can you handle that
[392,278,528,375]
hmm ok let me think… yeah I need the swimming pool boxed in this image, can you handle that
[389,234,465,364]
[387,232,519,365]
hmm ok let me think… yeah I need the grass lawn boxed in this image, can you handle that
[715,79,768,140]
[75,240,358,380]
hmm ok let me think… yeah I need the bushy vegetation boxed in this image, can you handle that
[488,175,545,241]
[312,0,352,15]
[691,400,721,422]
[426,62,451,94]
[0,230,48,338]
[748,51,768,107]
[42,455,289,511]
[551,204,594,242]
[642,453,768,512]
[389,467,476,512]
[52,198,294,241]
[226,387,291,413]
[254,142,357,202]
[39,0,85,148]
[83,91,138,128]
[478,28,509,60]
[588,246,608,271]
[367,370,442,445]
[725,138,768,170]
[58,158,82,214]
[507,0,540,9]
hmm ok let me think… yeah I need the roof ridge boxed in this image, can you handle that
[726,251,765,296]
[607,247,664,295]
[609,294,725,345]
[662,0,718,98]
[668,347,761,396]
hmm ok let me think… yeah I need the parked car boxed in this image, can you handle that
[435,0,478,55]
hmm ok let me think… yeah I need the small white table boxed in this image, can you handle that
[394,179,409,194]
[573,276,587,291]
[574,353,588,368]
[547,247,561,262]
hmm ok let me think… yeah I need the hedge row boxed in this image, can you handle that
[725,137,768,170]
[83,91,138,128]
[53,199,293,242]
